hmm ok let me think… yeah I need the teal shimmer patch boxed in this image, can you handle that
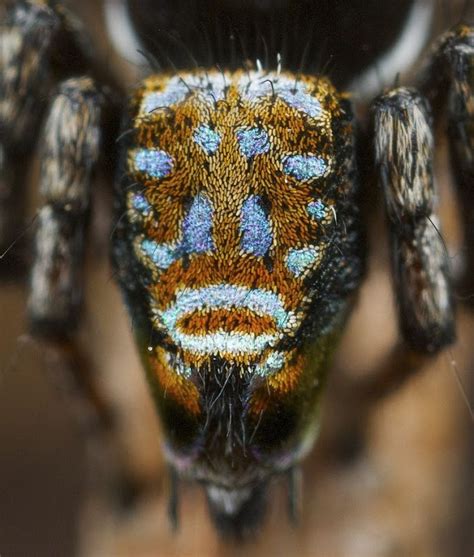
[279,89,322,118]
[237,127,270,158]
[283,154,327,181]
[134,149,173,179]
[255,351,286,376]
[141,239,177,269]
[193,125,221,154]
[132,194,152,215]
[240,196,272,256]
[286,247,319,277]
[307,200,327,220]
[182,194,215,253]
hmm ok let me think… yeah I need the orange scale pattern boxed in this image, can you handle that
[151,348,201,416]
[176,308,278,337]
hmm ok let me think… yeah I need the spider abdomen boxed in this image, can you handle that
[112,68,365,534]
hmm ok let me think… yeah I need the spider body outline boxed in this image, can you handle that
[0,0,473,541]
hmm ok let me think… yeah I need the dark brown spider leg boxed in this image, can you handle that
[1,2,107,418]
[286,465,302,525]
[27,76,140,509]
[27,76,116,473]
[447,28,474,300]
[27,75,114,423]
[0,1,59,263]
[168,465,180,530]
[325,89,452,456]
[0,1,119,266]
[28,77,102,334]
[419,25,474,303]
[373,87,456,355]
[1,0,136,511]
[331,29,474,418]
[326,82,466,456]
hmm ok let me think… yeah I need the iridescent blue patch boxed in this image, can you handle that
[286,247,319,277]
[240,196,272,257]
[154,284,296,356]
[256,351,286,376]
[134,149,173,179]
[141,239,177,269]
[193,125,221,155]
[283,155,327,181]
[142,87,187,113]
[307,200,326,220]
[132,194,152,215]
[182,194,214,253]
[237,127,270,158]
[160,284,291,331]
[279,89,322,118]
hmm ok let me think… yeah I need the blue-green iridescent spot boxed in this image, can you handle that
[307,200,327,220]
[132,194,152,215]
[160,285,292,332]
[141,239,177,269]
[134,149,173,179]
[279,89,322,118]
[286,247,319,277]
[182,194,215,253]
[256,351,286,376]
[283,154,327,181]
[193,125,221,154]
[240,196,272,256]
[142,88,187,113]
[237,127,270,158]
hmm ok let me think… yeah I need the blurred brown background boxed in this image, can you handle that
[1,1,473,556]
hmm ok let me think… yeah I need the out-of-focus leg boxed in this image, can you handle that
[374,86,455,355]
[420,25,474,303]
[0,1,59,261]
